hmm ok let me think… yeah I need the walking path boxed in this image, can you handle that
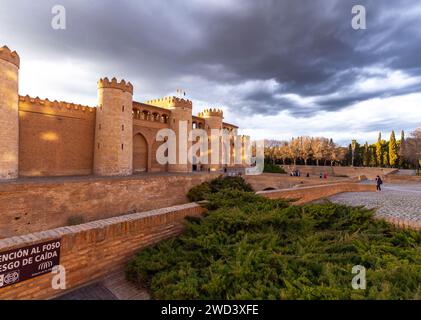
[330,183,421,222]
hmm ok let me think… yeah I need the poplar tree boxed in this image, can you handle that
[399,130,406,168]
[389,130,398,167]
[376,132,383,167]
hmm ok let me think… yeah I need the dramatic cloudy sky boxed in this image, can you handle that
[1,0,421,145]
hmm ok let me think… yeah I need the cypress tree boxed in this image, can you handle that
[363,142,370,167]
[369,145,377,167]
[389,130,398,167]
[376,132,383,167]
[399,130,406,168]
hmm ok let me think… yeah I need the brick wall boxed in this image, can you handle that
[18,97,96,177]
[384,175,421,183]
[0,203,206,300]
[0,173,219,238]
[257,183,377,204]
[244,173,356,191]
[281,165,397,179]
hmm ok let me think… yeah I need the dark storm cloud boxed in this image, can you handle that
[1,0,421,117]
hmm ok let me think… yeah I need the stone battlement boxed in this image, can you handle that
[97,77,133,94]
[18,95,95,113]
[198,108,223,118]
[0,45,20,68]
[146,96,193,109]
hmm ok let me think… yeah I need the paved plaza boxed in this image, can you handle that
[330,183,421,222]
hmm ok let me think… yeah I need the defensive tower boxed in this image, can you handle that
[147,97,193,172]
[0,46,20,180]
[93,77,134,176]
[198,108,224,171]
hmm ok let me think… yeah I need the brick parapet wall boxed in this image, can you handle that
[384,175,421,183]
[257,182,377,204]
[0,203,206,300]
[281,165,397,179]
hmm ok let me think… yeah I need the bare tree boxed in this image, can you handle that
[288,138,301,166]
[277,141,290,165]
[312,137,330,166]
[331,145,347,166]
[300,136,313,165]
[264,140,283,164]
[404,128,421,173]
[264,135,344,167]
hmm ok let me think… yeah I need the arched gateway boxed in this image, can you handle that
[133,133,148,173]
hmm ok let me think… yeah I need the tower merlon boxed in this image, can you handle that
[0,45,20,68]
[198,108,224,118]
[146,96,193,109]
[97,77,133,94]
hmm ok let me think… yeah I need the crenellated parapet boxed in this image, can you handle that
[97,77,133,94]
[19,95,95,112]
[146,96,193,109]
[198,108,224,118]
[0,46,20,68]
[18,95,96,122]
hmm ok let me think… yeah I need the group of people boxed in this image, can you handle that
[290,170,301,177]
[319,172,329,180]
[290,169,329,179]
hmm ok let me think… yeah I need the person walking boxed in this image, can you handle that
[375,175,383,191]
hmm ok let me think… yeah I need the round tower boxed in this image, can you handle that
[0,46,20,180]
[94,77,133,176]
[198,108,224,171]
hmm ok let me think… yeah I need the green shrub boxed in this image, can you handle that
[126,189,421,300]
[187,176,253,202]
[264,163,286,174]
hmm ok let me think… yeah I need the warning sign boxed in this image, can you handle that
[0,239,61,289]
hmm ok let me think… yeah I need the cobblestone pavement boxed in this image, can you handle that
[329,183,421,222]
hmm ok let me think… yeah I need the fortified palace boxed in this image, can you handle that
[0,46,244,180]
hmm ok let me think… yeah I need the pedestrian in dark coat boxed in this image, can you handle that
[375,175,383,191]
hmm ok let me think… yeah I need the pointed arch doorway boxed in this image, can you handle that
[133,133,148,173]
